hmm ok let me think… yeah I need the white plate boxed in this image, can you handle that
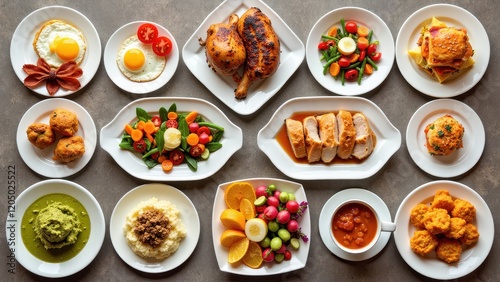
[104,21,179,94]
[394,180,494,280]
[16,98,97,178]
[319,188,392,261]
[395,4,490,97]
[10,6,101,97]
[257,96,401,180]
[8,179,105,278]
[306,7,394,96]
[182,0,305,115]
[100,97,243,181]
[406,99,485,178]
[110,184,200,273]
[212,178,310,275]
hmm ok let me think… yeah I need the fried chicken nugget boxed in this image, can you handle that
[436,238,462,263]
[423,208,451,234]
[445,217,466,239]
[431,189,454,212]
[26,123,55,149]
[410,230,438,256]
[410,203,430,229]
[460,223,480,245]
[451,198,476,223]
[49,108,78,137]
[52,136,85,163]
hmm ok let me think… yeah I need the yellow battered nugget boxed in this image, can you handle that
[410,230,438,256]
[410,203,430,229]
[49,108,79,137]
[435,238,462,263]
[423,208,451,234]
[424,115,464,156]
[445,217,466,239]
[460,223,480,245]
[53,136,85,163]
[451,198,476,223]
[431,189,454,212]
[26,123,55,149]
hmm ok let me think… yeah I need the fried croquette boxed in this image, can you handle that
[451,198,476,223]
[410,203,430,229]
[410,230,438,256]
[52,136,85,163]
[435,238,462,263]
[431,190,454,212]
[49,108,78,136]
[423,208,451,234]
[26,123,55,149]
[460,223,480,245]
[445,217,466,239]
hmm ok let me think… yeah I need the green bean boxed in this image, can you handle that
[358,58,367,85]
[366,57,379,70]
[321,34,339,42]
[340,18,346,37]
[321,50,330,61]
[367,30,373,43]
[341,69,346,85]
[342,62,361,70]
[198,121,225,132]
[323,56,338,75]
[142,147,159,159]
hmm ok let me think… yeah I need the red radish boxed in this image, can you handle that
[263,206,278,221]
[276,210,290,224]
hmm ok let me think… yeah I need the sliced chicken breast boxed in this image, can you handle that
[352,113,375,160]
[303,116,322,163]
[336,110,356,159]
[285,118,306,159]
[316,113,338,163]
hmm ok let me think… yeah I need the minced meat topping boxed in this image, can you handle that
[134,209,171,248]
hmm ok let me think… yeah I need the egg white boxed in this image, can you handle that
[116,35,166,82]
[33,20,86,68]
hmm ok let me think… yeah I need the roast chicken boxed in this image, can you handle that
[235,7,281,99]
[199,14,246,78]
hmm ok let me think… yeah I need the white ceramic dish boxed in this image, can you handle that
[306,7,394,96]
[395,4,490,97]
[394,180,494,280]
[8,179,105,278]
[10,6,101,97]
[100,97,243,181]
[16,98,97,178]
[104,21,179,94]
[319,188,392,261]
[212,178,310,275]
[182,0,305,115]
[110,184,200,273]
[257,96,401,180]
[406,99,485,178]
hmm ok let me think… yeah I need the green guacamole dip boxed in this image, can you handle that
[21,193,91,263]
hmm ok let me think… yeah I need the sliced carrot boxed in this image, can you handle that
[329,62,340,77]
[208,135,213,142]
[348,53,360,63]
[144,121,156,134]
[161,160,173,172]
[145,132,154,143]
[185,111,198,124]
[124,124,133,135]
[328,26,338,37]
[137,120,146,131]
[357,26,370,38]
[158,155,166,163]
[186,133,199,146]
[364,63,374,75]
[167,112,178,120]
[131,129,143,142]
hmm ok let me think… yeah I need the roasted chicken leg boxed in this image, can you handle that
[235,7,280,99]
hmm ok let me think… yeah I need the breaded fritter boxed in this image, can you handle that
[431,189,454,212]
[410,203,430,229]
[424,114,464,156]
[53,136,85,163]
[49,108,79,136]
[435,238,462,263]
[460,223,480,245]
[26,123,55,149]
[423,208,451,234]
[445,217,466,239]
[451,199,476,223]
[410,230,438,256]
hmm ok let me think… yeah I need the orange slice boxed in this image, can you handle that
[239,198,256,220]
[220,208,246,231]
[220,229,247,248]
[228,237,250,264]
[224,182,256,210]
[242,241,264,268]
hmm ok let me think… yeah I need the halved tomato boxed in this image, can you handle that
[152,36,173,56]
[169,149,184,165]
[137,23,158,44]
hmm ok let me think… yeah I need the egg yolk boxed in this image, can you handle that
[124,48,145,71]
[50,36,80,62]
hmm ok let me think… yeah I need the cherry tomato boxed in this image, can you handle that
[169,149,184,165]
[345,69,359,80]
[198,132,210,144]
[369,52,382,61]
[338,56,350,68]
[137,23,158,44]
[358,50,366,62]
[196,126,211,136]
[152,36,173,56]
[133,140,147,153]
[151,152,160,160]
[367,44,377,55]
[189,144,205,157]
[345,21,358,34]
[166,119,178,128]
[151,115,161,127]
[318,41,329,50]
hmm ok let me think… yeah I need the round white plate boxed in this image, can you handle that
[100,97,242,181]
[109,184,200,273]
[212,178,310,275]
[406,99,485,178]
[394,180,494,280]
[319,188,392,261]
[10,6,101,97]
[104,21,179,94]
[16,98,97,178]
[8,179,105,278]
[306,7,394,95]
[395,4,490,97]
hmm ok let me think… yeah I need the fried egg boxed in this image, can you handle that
[33,20,86,68]
[116,35,166,82]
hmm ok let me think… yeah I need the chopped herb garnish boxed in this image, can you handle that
[438,130,444,137]
[445,124,452,132]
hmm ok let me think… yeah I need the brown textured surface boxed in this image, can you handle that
[1,0,499,281]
